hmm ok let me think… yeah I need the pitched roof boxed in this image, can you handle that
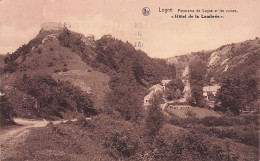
[144,84,163,100]
[203,85,220,92]
[161,80,171,85]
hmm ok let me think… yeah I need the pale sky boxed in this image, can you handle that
[0,0,260,58]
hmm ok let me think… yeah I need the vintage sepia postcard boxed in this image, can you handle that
[0,0,259,160]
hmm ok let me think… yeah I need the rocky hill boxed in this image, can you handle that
[0,25,101,119]
[0,22,176,120]
[167,38,260,84]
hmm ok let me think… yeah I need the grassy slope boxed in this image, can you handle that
[211,137,259,161]
[52,69,110,110]
[1,33,110,118]
[22,35,110,110]
[13,38,91,75]
[5,114,258,161]
[4,118,184,160]
[5,115,138,160]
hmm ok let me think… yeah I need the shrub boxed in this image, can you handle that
[104,131,138,159]
[75,115,87,127]
[203,126,259,148]
[47,122,67,136]
[47,62,54,67]
[237,127,259,147]
[14,74,95,119]
[224,110,235,117]
[169,113,199,128]
[3,61,18,73]
[37,48,42,54]
[185,110,197,118]
[93,115,143,159]
[75,115,95,130]
[168,114,185,126]
[46,121,54,128]
[201,116,229,126]
[200,116,244,127]
[54,69,61,73]
[152,130,227,161]
[240,114,259,126]
[62,67,68,72]
[201,115,258,127]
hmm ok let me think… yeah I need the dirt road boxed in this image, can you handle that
[0,118,81,160]
[0,118,50,160]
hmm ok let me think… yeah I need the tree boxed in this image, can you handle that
[107,86,143,121]
[107,84,143,121]
[0,96,15,125]
[189,84,205,107]
[166,78,184,91]
[146,93,165,137]
[165,78,184,100]
[215,76,259,115]
[132,61,145,86]
[106,73,144,122]
[14,74,95,119]
[3,61,18,73]
[189,59,206,107]
[167,64,176,79]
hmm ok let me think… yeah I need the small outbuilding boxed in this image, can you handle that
[203,85,220,101]
[144,84,163,106]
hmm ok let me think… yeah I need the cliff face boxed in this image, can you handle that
[167,38,260,84]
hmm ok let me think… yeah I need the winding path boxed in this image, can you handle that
[0,118,86,160]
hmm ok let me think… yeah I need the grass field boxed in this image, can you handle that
[52,69,110,110]
[165,105,221,118]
